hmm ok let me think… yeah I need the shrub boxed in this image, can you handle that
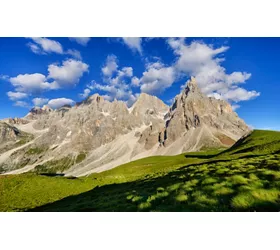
[76,153,86,163]
[138,202,151,210]
[176,194,188,202]
[231,189,280,210]
[228,175,248,185]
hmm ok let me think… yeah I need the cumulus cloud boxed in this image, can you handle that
[14,101,29,108]
[102,56,134,86]
[166,97,175,105]
[167,38,259,103]
[7,91,28,101]
[69,37,91,46]
[101,55,118,77]
[27,37,82,60]
[222,87,260,102]
[32,97,49,107]
[231,104,241,111]
[119,67,133,78]
[131,76,140,86]
[47,98,75,109]
[47,59,89,88]
[89,55,139,106]
[93,81,138,107]
[8,59,88,106]
[28,43,41,54]
[66,49,82,60]
[122,38,142,54]
[0,74,9,80]
[27,37,64,54]
[140,63,176,95]
[79,88,91,99]
[9,73,56,94]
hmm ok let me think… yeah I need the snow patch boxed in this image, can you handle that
[101,111,110,116]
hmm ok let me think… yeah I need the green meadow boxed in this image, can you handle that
[1,130,280,212]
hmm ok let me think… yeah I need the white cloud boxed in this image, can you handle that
[140,63,176,95]
[101,56,135,85]
[28,37,63,54]
[47,98,75,109]
[231,104,241,111]
[27,43,42,54]
[66,49,82,60]
[27,38,82,60]
[226,72,251,85]
[119,67,133,78]
[32,97,49,107]
[69,37,91,46]
[122,38,142,54]
[8,59,88,98]
[7,91,28,101]
[47,59,89,88]
[166,97,175,105]
[167,38,259,103]
[14,101,29,108]
[131,76,140,86]
[102,55,118,77]
[222,87,260,102]
[79,88,91,99]
[102,94,112,101]
[0,74,9,80]
[92,81,137,107]
[9,73,56,94]
[95,55,139,106]
[208,92,223,100]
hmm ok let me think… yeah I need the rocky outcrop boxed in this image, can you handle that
[6,117,30,125]
[0,122,21,144]
[0,121,33,158]
[24,105,53,120]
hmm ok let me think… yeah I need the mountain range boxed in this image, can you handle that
[0,77,249,176]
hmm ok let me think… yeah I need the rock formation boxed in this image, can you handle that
[0,77,249,176]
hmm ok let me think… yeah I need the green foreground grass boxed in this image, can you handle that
[1,129,280,212]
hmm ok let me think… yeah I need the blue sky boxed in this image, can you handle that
[0,37,279,130]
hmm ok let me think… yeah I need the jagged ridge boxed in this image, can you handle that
[0,77,249,176]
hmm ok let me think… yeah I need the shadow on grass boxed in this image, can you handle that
[40,173,65,177]
[184,154,216,159]
[29,154,280,212]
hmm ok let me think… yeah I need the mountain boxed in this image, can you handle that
[0,77,249,176]
[160,77,248,153]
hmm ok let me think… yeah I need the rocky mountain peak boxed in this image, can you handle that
[24,105,53,120]
[162,77,249,148]
[131,92,169,117]
[42,105,52,112]
[79,94,105,106]
[184,76,203,97]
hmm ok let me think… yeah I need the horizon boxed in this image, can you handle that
[0,37,279,131]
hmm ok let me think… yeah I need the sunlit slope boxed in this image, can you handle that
[1,130,280,212]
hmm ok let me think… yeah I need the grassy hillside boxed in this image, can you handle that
[1,129,280,212]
